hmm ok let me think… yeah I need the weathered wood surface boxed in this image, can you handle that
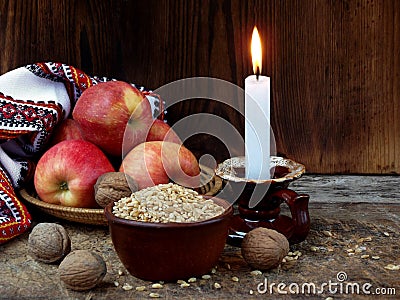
[292,175,400,204]
[0,0,400,174]
[1,175,399,299]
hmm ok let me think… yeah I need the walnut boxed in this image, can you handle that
[94,172,138,207]
[28,223,71,263]
[58,250,107,291]
[241,228,289,270]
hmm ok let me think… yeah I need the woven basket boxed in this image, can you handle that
[19,165,222,226]
[19,189,107,225]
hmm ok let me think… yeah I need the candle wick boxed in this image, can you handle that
[256,66,260,80]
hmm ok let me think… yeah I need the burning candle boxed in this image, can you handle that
[245,26,271,180]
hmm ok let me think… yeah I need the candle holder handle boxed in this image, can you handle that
[216,156,310,246]
[269,188,310,244]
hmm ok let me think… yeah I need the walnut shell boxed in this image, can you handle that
[94,172,138,207]
[58,250,107,291]
[241,228,289,270]
[28,223,71,263]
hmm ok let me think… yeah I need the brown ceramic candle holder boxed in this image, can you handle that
[215,156,310,246]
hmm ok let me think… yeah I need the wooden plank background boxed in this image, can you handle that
[0,0,399,174]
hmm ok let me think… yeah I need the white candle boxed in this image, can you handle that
[245,27,270,180]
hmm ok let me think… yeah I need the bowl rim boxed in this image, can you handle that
[104,195,233,228]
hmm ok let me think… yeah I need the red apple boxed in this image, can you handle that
[49,119,84,146]
[34,140,115,208]
[72,81,153,156]
[120,141,200,190]
[146,119,182,144]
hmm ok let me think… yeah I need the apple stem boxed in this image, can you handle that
[60,181,69,191]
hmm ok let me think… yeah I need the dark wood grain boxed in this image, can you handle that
[0,0,399,174]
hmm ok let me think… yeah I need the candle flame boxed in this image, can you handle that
[251,26,262,75]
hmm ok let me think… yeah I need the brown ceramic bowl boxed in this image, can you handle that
[104,196,233,281]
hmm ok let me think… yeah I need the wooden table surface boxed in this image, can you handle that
[1,175,399,299]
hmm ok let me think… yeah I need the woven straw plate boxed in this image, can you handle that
[20,188,107,225]
[19,165,222,226]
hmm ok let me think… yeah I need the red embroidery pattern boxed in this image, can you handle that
[0,94,61,130]
[0,168,31,243]
[0,94,62,152]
